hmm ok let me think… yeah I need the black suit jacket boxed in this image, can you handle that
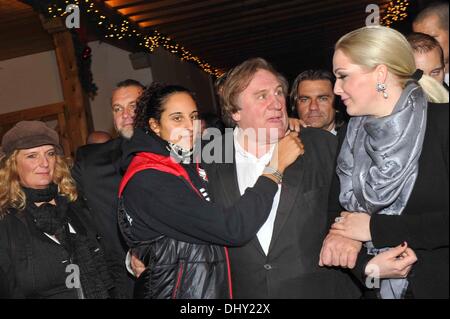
[205,128,361,298]
[72,138,134,298]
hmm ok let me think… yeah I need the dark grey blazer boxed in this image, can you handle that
[205,128,361,299]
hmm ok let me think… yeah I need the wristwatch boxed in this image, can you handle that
[262,165,283,184]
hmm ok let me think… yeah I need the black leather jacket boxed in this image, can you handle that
[119,202,232,299]
[117,149,233,299]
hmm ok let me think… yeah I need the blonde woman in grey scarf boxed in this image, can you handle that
[319,26,448,299]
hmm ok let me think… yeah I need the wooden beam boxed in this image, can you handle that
[57,110,71,156]
[116,0,197,16]
[0,102,65,126]
[40,16,89,157]
[104,0,148,10]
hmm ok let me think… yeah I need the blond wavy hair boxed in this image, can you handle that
[0,150,77,218]
[336,26,449,103]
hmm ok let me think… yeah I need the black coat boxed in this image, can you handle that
[205,128,362,298]
[0,199,112,298]
[72,138,134,298]
[330,103,449,299]
[0,265,12,298]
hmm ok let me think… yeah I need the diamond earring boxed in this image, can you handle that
[376,82,388,99]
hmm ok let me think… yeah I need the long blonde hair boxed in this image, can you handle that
[0,150,78,218]
[335,26,448,103]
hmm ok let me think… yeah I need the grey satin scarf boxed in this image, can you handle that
[337,82,428,299]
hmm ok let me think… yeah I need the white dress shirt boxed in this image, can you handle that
[233,129,281,255]
[445,72,449,86]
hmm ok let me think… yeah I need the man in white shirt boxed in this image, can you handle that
[413,1,449,86]
[234,127,282,255]
[289,69,344,136]
[206,58,361,298]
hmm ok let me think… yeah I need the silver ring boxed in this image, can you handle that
[334,217,343,223]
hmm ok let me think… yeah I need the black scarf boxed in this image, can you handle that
[23,184,111,299]
[23,184,72,252]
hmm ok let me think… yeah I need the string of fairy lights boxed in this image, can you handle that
[45,0,411,77]
[47,0,222,77]
[381,0,410,27]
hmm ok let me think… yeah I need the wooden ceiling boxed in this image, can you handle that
[0,0,419,80]
[0,0,54,61]
[103,0,412,79]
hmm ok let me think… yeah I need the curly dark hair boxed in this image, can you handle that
[133,82,197,129]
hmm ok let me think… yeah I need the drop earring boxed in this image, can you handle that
[376,82,388,99]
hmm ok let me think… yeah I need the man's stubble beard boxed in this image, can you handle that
[119,127,134,140]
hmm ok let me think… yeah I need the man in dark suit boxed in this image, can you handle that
[289,69,346,136]
[205,58,360,298]
[72,79,144,298]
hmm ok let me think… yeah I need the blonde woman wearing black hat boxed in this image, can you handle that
[0,121,115,298]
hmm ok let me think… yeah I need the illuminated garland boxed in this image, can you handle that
[381,0,410,27]
[44,0,222,76]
